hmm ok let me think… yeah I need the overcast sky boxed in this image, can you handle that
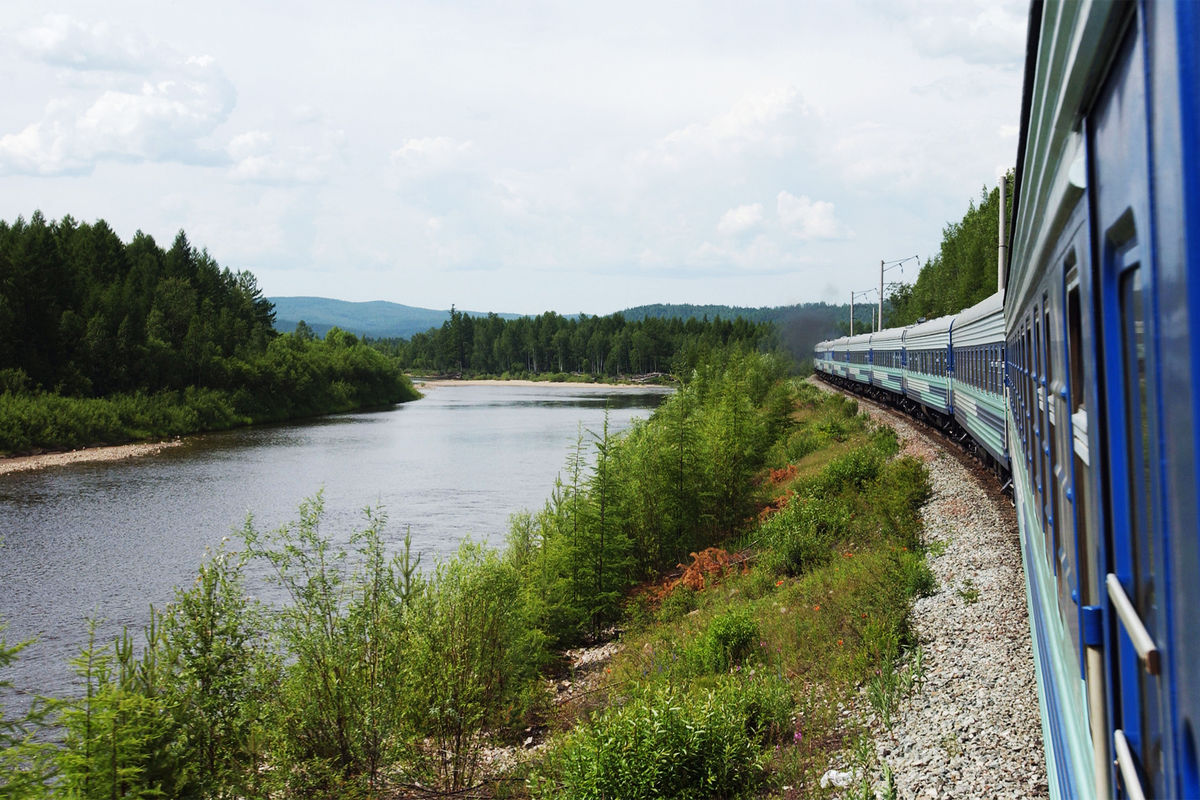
[1,1,1027,315]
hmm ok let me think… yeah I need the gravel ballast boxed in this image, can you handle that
[814,379,1049,799]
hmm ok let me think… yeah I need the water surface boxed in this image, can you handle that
[0,382,669,699]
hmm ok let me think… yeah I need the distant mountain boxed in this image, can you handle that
[270,296,852,362]
[269,297,519,339]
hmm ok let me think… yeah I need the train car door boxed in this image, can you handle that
[1088,13,1168,799]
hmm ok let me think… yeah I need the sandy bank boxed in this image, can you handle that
[415,378,671,390]
[0,440,185,476]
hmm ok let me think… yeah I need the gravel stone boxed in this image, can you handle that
[813,378,1049,799]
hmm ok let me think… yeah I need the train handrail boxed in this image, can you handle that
[1112,729,1147,800]
[1105,573,1160,675]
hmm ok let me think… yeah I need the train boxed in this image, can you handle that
[814,1,1199,798]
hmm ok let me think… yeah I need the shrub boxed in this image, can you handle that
[658,585,699,623]
[758,495,849,576]
[530,675,790,800]
[691,610,760,674]
[817,445,884,494]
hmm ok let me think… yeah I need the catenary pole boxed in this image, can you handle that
[878,260,884,332]
[998,174,1008,293]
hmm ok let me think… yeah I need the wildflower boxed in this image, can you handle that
[813,604,820,611]
[794,728,803,744]
[775,579,785,587]
[838,639,843,646]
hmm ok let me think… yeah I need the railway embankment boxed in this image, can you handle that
[812,377,1048,798]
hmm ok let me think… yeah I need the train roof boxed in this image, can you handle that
[870,325,908,347]
[953,292,1005,348]
[843,333,873,351]
[903,313,955,349]
[955,291,1003,326]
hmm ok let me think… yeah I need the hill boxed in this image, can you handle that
[271,297,851,365]
[269,297,519,339]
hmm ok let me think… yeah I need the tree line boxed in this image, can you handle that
[885,173,1013,327]
[370,306,778,378]
[0,213,417,453]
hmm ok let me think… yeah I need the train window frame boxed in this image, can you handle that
[1118,261,1155,625]
[1034,307,1047,532]
[1044,297,1062,579]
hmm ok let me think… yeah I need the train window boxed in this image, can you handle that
[1034,310,1046,532]
[1120,264,1154,615]
[1026,327,1034,461]
[1045,302,1061,578]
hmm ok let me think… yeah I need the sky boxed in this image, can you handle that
[0,1,1028,316]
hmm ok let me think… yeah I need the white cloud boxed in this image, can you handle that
[638,85,807,169]
[226,129,341,184]
[717,203,764,236]
[866,0,1026,68]
[390,137,475,174]
[16,14,162,72]
[776,191,850,240]
[0,15,235,176]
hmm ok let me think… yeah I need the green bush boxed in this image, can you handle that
[758,495,849,576]
[692,611,760,674]
[658,585,699,623]
[817,445,884,494]
[898,550,938,598]
[530,675,791,800]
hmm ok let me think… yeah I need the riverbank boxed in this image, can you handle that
[0,439,185,476]
[416,378,670,390]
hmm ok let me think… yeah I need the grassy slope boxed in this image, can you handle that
[526,383,934,798]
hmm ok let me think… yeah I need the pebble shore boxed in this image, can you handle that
[0,439,183,476]
[815,379,1048,799]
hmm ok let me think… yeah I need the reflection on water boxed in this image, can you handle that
[0,383,669,700]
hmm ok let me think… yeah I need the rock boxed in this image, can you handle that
[819,769,856,789]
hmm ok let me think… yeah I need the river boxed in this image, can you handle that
[0,382,670,701]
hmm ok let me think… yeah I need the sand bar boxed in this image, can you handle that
[0,440,184,476]
[415,378,672,390]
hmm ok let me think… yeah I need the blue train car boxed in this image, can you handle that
[951,293,1008,469]
[843,333,873,388]
[814,2,1198,796]
[901,314,954,416]
[870,327,906,396]
[1006,1,1200,797]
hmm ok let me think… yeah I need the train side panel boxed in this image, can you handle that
[1008,1,1200,796]
[844,334,873,387]
[902,315,954,416]
[951,293,1008,467]
[870,327,906,397]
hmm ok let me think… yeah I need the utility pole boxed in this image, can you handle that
[998,174,1008,293]
[850,290,854,336]
[878,260,884,332]
[878,255,920,331]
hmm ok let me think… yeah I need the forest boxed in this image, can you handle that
[884,174,1014,327]
[0,212,418,453]
[370,306,779,378]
